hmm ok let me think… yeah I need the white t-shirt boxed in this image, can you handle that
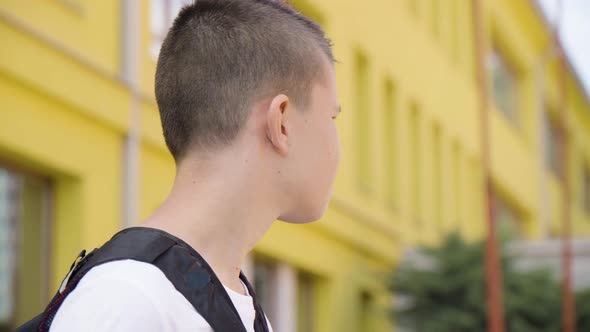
[49,260,273,332]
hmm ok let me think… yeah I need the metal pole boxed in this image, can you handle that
[552,0,576,330]
[472,0,505,331]
[121,0,141,228]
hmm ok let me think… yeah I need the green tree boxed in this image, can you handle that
[391,232,589,331]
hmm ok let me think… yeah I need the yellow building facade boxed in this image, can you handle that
[0,0,589,331]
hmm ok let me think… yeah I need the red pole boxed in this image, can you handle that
[553,0,576,329]
[472,0,505,331]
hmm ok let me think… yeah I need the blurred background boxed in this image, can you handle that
[1,0,589,331]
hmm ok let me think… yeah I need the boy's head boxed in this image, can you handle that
[155,0,341,223]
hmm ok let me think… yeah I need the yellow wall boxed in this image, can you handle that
[1,0,590,330]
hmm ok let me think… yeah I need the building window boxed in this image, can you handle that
[450,0,460,63]
[254,258,309,332]
[253,259,278,324]
[150,0,193,59]
[542,104,562,177]
[354,52,372,193]
[55,0,84,14]
[489,50,519,126]
[453,142,461,224]
[410,103,421,225]
[359,291,374,331]
[0,167,52,330]
[583,165,590,216]
[430,0,440,38]
[297,273,315,332]
[432,124,442,230]
[383,78,397,208]
[493,192,522,236]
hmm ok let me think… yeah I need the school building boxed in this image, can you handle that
[1,0,589,331]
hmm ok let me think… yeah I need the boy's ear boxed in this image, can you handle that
[265,94,290,156]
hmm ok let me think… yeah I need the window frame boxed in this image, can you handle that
[583,163,590,216]
[0,162,53,328]
[542,101,563,178]
[492,189,523,236]
[489,49,520,127]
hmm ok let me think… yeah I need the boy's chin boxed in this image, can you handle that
[278,217,319,225]
[277,205,328,224]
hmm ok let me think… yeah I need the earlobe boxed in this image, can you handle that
[266,94,290,156]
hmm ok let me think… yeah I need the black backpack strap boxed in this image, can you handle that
[146,232,248,332]
[240,272,271,332]
[16,250,92,332]
[32,230,177,332]
[18,227,266,332]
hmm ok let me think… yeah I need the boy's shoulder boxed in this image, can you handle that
[49,260,210,332]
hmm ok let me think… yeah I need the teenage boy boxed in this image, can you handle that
[21,1,341,331]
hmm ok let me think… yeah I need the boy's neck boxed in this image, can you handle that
[141,151,278,295]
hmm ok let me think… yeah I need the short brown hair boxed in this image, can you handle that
[155,0,334,161]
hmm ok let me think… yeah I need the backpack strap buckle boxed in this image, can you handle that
[58,249,94,293]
